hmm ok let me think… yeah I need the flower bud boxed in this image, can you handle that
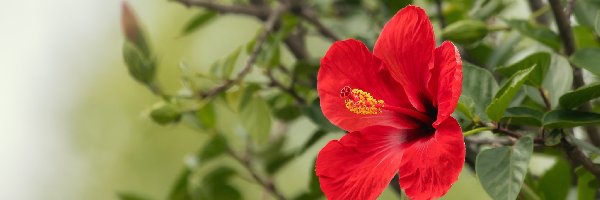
[442,20,488,45]
[121,1,149,54]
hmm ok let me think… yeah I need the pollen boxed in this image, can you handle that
[340,86,384,115]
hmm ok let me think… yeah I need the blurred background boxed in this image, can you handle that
[0,0,551,199]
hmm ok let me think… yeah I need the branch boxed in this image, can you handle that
[548,0,600,146]
[197,4,286,99]
[434,0,446,28]
[298,7,340,42]
[526,0,549,25]
[176,0,270,17]
[266,69,306,104]
[537,87,552,109]
[226,146,287,200]
[561,138,600,180]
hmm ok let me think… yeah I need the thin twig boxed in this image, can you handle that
[266,69,306,104]
[225,146,287,200]
[548,0,600,146]
[434,0,446,28]
[176,0,270,17]
[561,137,600,180]
[526,0,549,25]
[537,87,552,109]
[197,4,286,99]
[298,7,340,42]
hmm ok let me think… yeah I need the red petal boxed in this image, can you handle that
[373,5,436,112]
[316,126,405,200]
[430,41,462,127]
[318,39,417,132]
[398,117,465,200]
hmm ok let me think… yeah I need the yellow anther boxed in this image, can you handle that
[340,86,384,115]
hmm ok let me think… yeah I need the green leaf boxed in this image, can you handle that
[181,11,217,36]
[196,167,241,200]
[596,11,600,36]
[117,193,153,200]
[500,107,544,126]
[195,103,216,129]
[486,66,535,121]
[122,42,155,84]
[576,167,599,200]
[470,0,509,20]
[168,169,192,200]
[476,136,534,200]
[573,0,600,30]
[542,55,573,106]
[302,99,341,132]
[240,94,272,144]
[506,20,561,51]
[198,134,227,164]
[570,47,600,76]
[542,110,600,128]
[222,47,242,78]
[461,63,499,121]
[538,158,571,200]
[456,96,476,122]
[442,20,489,44]
[150,102,181,125]
[559,82,600,109]
[497,52,550,87]
[266,152,296,174]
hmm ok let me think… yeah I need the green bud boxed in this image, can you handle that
[122,42,155,84]
[121,1,149,54]
[442,20,489,45]
[150,102,181,125]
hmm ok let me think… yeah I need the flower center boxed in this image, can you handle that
[340,86,385,115]
[340,86,434,123]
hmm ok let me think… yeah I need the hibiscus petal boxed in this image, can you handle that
[316,126,405,200]
[397,117,465,200]
[373,5,436,112]
[318,39,417,132]
[430,41,462,127]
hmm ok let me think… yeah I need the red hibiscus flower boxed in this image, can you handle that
[315,5,464,200]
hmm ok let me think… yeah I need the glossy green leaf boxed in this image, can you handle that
[497,52,550,87]
[150,102,181,125]
[543,110,600,128]
[302,99,341,132]
[542,55,573,106]
[456,97,476,122]
[462,63,499,121]
[559,82,600,109]
[123,42,155,84]
[506,20,561,51]
[240,94,272,143]
[486,66,535,121]
[538,159,571,200]
[576,167,599,200]
[198,134,227,164]
[181,11,217,36]
[476,136,534,200]
[500,107,543,126]
[442,20,488,44]
[570,47,600,76]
